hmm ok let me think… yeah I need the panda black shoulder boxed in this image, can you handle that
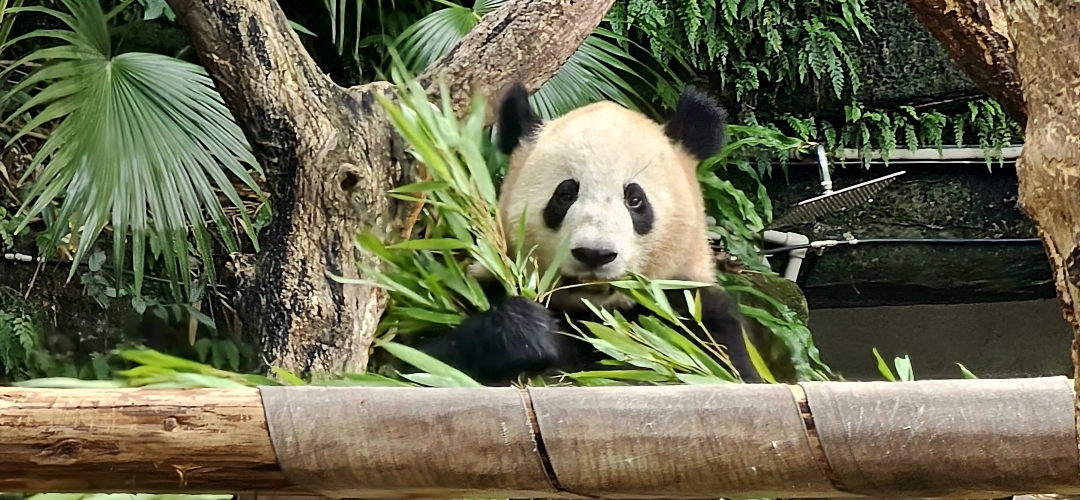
[663,87,729,161]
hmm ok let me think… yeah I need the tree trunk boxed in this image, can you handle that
[905,0,1026,124]
[162,0,615,375]
[996,0,1080,457]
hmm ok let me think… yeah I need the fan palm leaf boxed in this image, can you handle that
[0,0,263,300]
[393,0,669,120]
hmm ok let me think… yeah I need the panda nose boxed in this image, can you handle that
[571,247,618,268]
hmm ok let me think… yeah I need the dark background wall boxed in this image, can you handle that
[809,300,1072,380]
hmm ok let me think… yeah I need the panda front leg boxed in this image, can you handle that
[693,286,763,383]
[633,285,763,383]
[403,278,583,386]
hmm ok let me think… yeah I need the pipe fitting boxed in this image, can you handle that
[762,230,810,282]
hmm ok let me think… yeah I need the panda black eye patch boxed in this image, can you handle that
[624,182,654,235]
[543,179,579,229]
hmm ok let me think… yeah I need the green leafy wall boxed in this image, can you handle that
[852,0,979,105]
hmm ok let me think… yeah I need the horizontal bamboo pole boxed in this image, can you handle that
[0,387,301,495]
[1,378,1079,499]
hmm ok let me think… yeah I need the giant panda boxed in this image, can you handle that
[406,82,762,386]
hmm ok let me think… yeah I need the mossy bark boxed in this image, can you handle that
[998,0,1080,457]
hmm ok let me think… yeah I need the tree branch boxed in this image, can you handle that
[415,0,617,121]
[905,0,1026,124]
[166,0,338,146]
[165,0,385,374]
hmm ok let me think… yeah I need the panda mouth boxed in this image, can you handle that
[561,276,616,296]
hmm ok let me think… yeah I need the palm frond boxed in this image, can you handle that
[394,4,478,71]
[0,0,263,300]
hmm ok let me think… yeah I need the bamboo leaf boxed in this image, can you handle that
[271,367,308,386]
[387,238,471,251]
[873,348,897,382]
[379,341,483,387]
[894,355,914,382]
[744,331,777,384]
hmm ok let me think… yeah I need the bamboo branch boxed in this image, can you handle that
[165,0,337,138]
[2,378,1078,498]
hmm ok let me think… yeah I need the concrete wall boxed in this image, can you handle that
[808,299,1073,380]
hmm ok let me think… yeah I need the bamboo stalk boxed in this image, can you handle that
[0,387,299,495]
[1,378,1078,499]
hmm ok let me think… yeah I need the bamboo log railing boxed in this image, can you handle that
[1,377,1079,499]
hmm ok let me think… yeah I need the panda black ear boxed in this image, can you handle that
[663,86,728,160]
[496,81,542,155]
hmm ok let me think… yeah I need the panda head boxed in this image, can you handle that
[494,83,728,309]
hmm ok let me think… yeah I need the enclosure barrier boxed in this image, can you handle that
[1,377,1079,499]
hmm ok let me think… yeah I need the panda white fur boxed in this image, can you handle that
[407,83,761,385]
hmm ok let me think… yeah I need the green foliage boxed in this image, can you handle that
[698,124,810,268]
[874,348,914,382]
[17,347,280,388]
[1,272,136,383]
[0,0,1007,410]
[12,345,423,388]
[335,63,571,338]
[609,0,872,101]
[719,273,832,382]
[380,341,485,387]
[393,1,679,120]
[0,0,264,301]
[135,0,173,21]
[872,348,978,381]
[780,98,1021,168]
[0,206,27,249]
[607,0,1021,167]
[139,295,254,374]
[566,276,749,385]
[315,0,436,75]
[0,286,50,381]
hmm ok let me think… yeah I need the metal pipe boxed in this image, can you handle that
[816,144,833,194]
[762,230,810,282]
[841,145,1022,163]
[763,237,1043,256]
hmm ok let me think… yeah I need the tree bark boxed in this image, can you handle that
[163,0,614,375]
[905,0,1026,124]
[996,0,1080,459]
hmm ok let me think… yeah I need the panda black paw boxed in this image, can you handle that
[695,286,763,384]
[408,295,567,385]
[631,283,763,384]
